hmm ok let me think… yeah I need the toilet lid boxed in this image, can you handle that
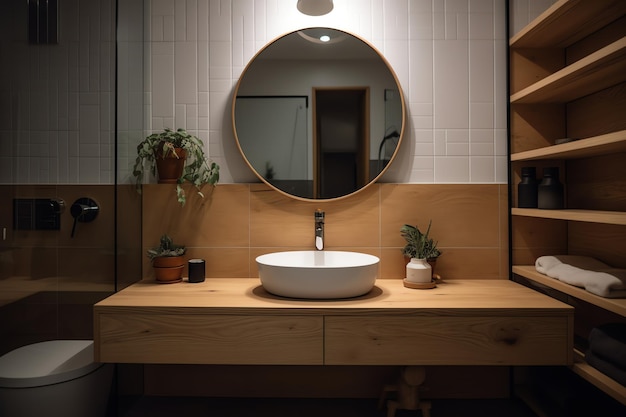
[0,340,103,388]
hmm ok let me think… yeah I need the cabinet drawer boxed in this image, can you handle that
[96,313,323,364]
[325,316,572,365]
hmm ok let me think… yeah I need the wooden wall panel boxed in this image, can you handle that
[568,222,626,268]
[567,152,626,211]
[511,216,568,266]
[567,82,626,139]
[142,183,510,281]
[510,48,565,94]
[510,104,566,153]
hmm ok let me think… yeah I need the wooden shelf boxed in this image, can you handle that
[510,0,626,48]
[572,349,626,406]
[511,130,626,161]
[511,208,626,226]
[513,266,626,317]
[510,0,626,409]
[514,269,625,405]
[511,37,626,104]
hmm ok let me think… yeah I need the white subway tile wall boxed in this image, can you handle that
[0,0,118,184]
[143,0,510,185]
[0,0,554,185]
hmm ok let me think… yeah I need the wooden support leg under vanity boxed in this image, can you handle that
[378,366,432,417]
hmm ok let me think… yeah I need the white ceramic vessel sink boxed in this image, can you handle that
[256,250,379,299]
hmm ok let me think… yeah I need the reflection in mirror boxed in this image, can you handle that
[233,28,404,200]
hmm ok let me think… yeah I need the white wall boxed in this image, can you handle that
[0,0,117,184]
[139,0,509,185]
[4,0,551,186]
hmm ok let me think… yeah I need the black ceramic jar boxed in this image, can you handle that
[518,166,538,208]
[538,167,564,209]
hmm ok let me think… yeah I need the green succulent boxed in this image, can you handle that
[133,128,220,205]
[146,234,186,260]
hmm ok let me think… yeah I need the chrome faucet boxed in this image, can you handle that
[315,209,325,250]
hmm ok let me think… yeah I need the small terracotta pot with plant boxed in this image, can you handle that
[147,234,186,284]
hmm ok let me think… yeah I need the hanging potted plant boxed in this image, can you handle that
[401,221,441,285]
[132,128,220,205]
[147,234,186,284]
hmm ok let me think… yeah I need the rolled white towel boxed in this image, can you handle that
[535,256,562,274]
[535,256,626,298]
[535,255,610,274]
[590,269,626,298]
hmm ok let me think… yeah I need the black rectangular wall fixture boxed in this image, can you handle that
[28,0,58,45]
[13,199,62,230]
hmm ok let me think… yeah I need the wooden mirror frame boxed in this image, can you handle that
[231,27,406,201]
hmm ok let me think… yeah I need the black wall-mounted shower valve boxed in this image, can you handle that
[70,198,99,237]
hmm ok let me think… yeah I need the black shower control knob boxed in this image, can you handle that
[69,198,99,238]
[70,198,99,221]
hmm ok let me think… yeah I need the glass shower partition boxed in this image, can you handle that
[0,0,142,361]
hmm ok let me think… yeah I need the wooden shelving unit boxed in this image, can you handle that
[511,208,626,226]
[510,37,626,104]
[510,130,626,161]
[509,0,626,48]
[572,349,626,406]
[509,0,626,408]
[513,266,626,318]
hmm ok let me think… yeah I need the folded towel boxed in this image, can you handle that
[535,256,563,274]
[589,324,626,368]
[588,269,626,298]
[535,256,626,298]
[585,349,626,386]
[535,255,610,273]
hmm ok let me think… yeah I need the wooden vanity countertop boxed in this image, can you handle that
[95,278,572,316]
[94,279,574,365]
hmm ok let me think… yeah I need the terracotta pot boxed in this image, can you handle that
[153,256,185,283]
[154,265,184,283]
[152,256,185,268]
[155,147,187,184]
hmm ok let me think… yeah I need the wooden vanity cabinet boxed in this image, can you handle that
[96,312,323,364]
[508,0,626,406]
[325,315,571,366]
[94,279,572,367]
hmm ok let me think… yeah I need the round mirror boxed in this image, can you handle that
[232,27,405,201]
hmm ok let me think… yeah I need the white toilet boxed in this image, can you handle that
[0,340,113,417]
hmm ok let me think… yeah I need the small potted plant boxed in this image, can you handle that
[147,234,186,284]
[401,221,441,284]
[133,128,220,205]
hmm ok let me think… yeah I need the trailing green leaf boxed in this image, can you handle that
[132,128,220,205]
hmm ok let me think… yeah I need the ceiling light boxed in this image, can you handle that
[319,35,330,42]
[297,0,333,16]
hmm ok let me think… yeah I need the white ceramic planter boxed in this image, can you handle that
[406,258,432,283]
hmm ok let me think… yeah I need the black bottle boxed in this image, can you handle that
[518,167,538,208]
[538,167,564,209]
